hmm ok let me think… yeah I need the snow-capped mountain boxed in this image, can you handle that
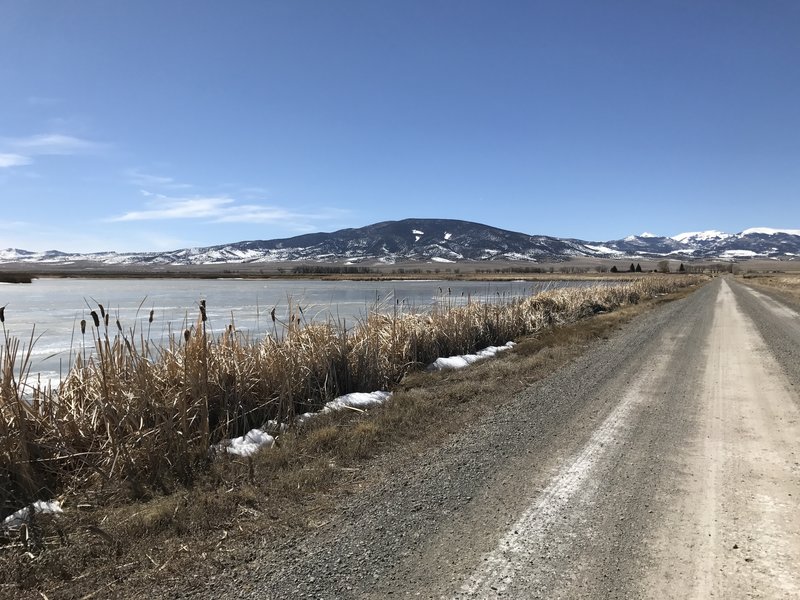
[2,220,799,266]
[592,227,800,260]
[671,230,732,244]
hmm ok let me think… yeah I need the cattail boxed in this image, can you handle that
[104,313,109,327]
[184,329,191,342]
[199,300,207,322]
[149,309,155,324]
[0,305,5,323]
[80,319,86,335]
[270,307,276,323]
[116,319,122,332]
[90,311,100,328]
[98,303,105,319]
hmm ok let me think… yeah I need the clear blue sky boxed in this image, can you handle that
[1,1,798,252]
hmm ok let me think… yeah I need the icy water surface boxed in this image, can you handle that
[0,278,598,381]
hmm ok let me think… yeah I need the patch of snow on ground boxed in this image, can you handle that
[412,229,424,235]
[2,500,63,531]
[638,232,658,238]
[298,391,393,424]
[428,342,516,371]
[214,342,518,458]
[431,256,455,263]
[444,232,452,240]
[215,392,394,458]
[220,429,275,457]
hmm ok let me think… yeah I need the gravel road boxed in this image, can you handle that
[199,276,799,599]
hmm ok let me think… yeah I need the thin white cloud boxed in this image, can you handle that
[0,153,32,168]
[0,219,32,231]
[111,195,237,221]
[27,96,62,106]
[215,204,300,223]
[109,191,322,227]
[125,168,193,190]
[5,133,105,155]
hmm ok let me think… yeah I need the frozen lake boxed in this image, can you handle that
[0,277,599,381]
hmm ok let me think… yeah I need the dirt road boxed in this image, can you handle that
[209,277,800,599]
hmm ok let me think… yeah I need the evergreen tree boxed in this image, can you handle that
[610,265,618,273]
[635,263,642,272]
[679,263,686,272]
[629,263,635,272]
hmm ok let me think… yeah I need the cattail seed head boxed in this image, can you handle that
[80,319,86,335]
[90,311,100,328]
[98,303,105,319]
[199,300,207,322]
[0,305,5,323]
[184,329,191,342]
[270,308,276,323]
[104,313,109,327]
[149,309,154,324]
[116,319,122,332]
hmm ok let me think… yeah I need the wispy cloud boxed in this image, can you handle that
[112,194,236,221]
[124,168,193,190]
[110,191,316,226]
[27,96,62,106]
[5,133,105,155]
[0,153,32,168]
[0,133,107,171]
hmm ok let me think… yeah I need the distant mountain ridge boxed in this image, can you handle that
[2,219,799,266]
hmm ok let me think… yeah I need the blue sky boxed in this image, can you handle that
[1,1,798,252]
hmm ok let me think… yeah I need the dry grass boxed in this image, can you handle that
[1,277,699,512]
[0,278,702,597]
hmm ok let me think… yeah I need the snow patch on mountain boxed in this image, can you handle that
[741,227,800,236]
[584,244,623,255]
[672,230,732,243]
[721,249,760,258]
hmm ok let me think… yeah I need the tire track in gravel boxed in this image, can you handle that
[456,324,687,597]
[641,279,800,599]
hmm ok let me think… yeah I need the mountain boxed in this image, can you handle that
[2,219,800,266]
